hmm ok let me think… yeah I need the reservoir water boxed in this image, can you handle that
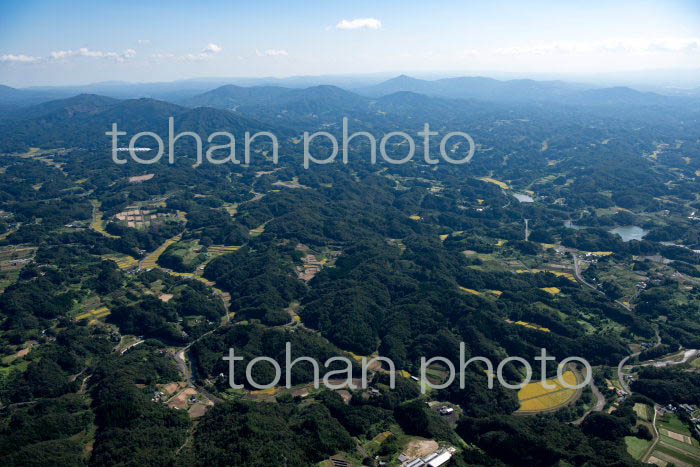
[609,225,647,242]
[513,193,534,203]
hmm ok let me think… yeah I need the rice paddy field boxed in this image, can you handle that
[479,177,510,190]
[458,286,481,295]
[249,224,266,236]
[90,201,119,238]
[516,269,576,282]
[510,320,551,332]
[0,246,35,291]
[206,245,242,255]
[516,370,578,413]
[647,412,700,466]
[75,306,110,321]
[140,235,181,270]
[102,254,138,270]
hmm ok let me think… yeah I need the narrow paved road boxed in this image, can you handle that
[572,375,606,425]
[618,327,661,394]
[641,405,660,463]
[572,252,632,312]
[524,218,530,241]
[571,252,663,398]
[172,320,227,405]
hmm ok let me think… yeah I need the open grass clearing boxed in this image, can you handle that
[625,436,652,460]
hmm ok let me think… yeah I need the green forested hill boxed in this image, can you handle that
[0,84,697,466]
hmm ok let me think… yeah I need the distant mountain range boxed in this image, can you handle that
[353,75,685,106]
[2,74,698,117]
[176,77,691,125]
[0,94,285,153]
[1,73,698,154]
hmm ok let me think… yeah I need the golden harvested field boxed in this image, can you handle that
[518,389,576,411]
[207,245,241,254]
[102,255,138,270]
[458,286,481,295]
[512,320,551,332]
[140,236,180,269]
[91,201,119,238]
[75,306,109,321]
[479,177,510,190]
[516,370,578,412]
[249,224,266,236]
[516,269,576,282]
[541,287,561,294]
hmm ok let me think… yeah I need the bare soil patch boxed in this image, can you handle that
[403,439,438,458]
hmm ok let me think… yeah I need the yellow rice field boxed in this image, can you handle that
[479,177,510,190]
[458,286,481,295]
[75,306,110,321]
[518,388,576,411]
[140,236,180,270]
[207,245,242,254]
[91,201,119,238]
[516,269,576,282]
[541,287,561,294]
[517,370,578,412]
[102,255,138,270]
[249,224,266,236]
[513,320,551,332]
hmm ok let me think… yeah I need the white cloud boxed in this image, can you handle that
[203,43,222,53]
[336,18,381,30]
[0,54,40,63]
[49,47,136,62]
[137,39,151,45]
[256,49,288,57]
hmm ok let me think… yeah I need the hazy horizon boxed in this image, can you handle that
[2,0,699,88]
[5,67,700,93]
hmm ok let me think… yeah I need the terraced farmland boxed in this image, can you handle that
[516,370,579,413]
[75,306,110,321]
[139,235,181,270]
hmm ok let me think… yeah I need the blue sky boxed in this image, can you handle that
[1,0,699,86]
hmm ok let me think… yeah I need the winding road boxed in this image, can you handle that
[172,329,224,405]
[617,327,661,394]
[572,375,606,425]
[568,252,665,426]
